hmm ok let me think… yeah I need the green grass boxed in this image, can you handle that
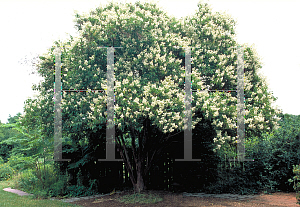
[0,180,81,207]
[116,192,163,204]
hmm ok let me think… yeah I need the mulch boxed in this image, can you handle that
[69,189,299,207]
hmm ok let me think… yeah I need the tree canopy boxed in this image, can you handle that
[19,1,282,192]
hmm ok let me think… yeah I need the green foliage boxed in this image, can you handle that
[12,162,69,198]
[204,166,259,195]
[7,154,36,172]
[0,113,24,162]
[12,160,98,198]
[251,114,300,192]
[0,142,12,162]
[0,121,53,159]
[207,114,300,195]
[0,112,55,190]
[289,165,300,205]
[62,168,97,197]
[7,113,22,124]
[65,185,96,197]
[0,162,15,181]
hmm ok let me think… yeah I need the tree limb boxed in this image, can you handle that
[129,126,138,172]
[116,134,136,185]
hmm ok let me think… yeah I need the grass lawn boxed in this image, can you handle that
[0,180,81,207]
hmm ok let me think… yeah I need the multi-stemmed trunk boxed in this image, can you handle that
[116,118,181,193]
[116,131,148,193]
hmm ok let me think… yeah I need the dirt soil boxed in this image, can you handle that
[70,190,299,207]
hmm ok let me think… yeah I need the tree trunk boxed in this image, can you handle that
[116,120,165,194]
[133,157,145,193]
[116,132,147,194]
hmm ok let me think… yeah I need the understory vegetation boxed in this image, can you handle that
[1,112,300,199]
[205,113,300,195]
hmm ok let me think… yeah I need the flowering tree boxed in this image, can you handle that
[20,1,281,193]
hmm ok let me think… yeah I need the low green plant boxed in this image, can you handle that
[288,164,300,205]
[117,192,163,204]
[65,185,96,197]
[12,161,99,198]
[0,162,15,181]
[7,154,35,172]
[12,162,69,198]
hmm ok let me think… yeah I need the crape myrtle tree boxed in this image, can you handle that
[19,1,281,193]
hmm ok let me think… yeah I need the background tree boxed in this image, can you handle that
[0,111,53,171]
[20,1,281,193]
[0,113,23,162]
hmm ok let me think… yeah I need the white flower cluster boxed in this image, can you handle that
[26,1,280,155]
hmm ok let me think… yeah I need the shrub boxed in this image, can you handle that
[0,162,15,181]
[206,114,300,195]
[65,185,96,197]
[14,168,38,190]
[12,161,98,198]
[7,154,35,172]
[288,164,300,205]
[63,169,98,197]
[12,162,69,198]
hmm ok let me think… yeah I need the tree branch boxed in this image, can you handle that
[129,126,138,172]
[116,134,136,185]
